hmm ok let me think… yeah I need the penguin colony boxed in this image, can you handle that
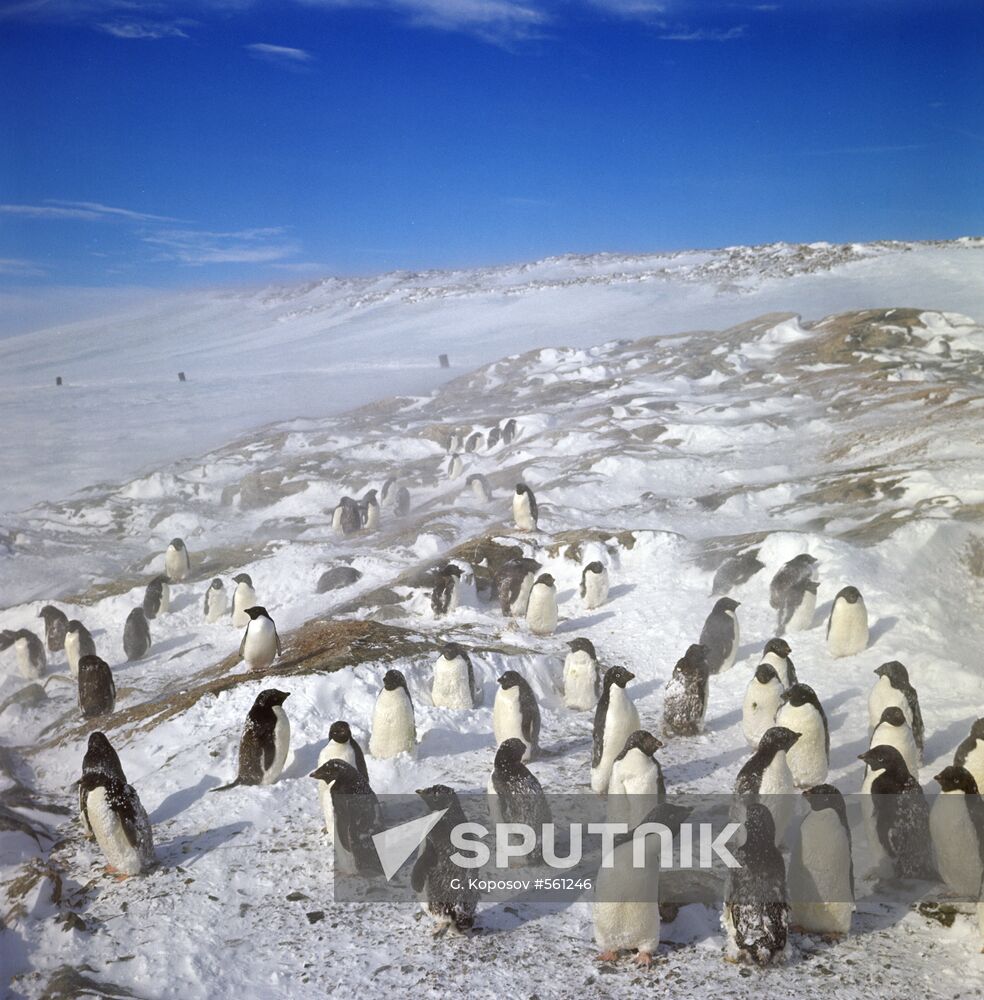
[6,422,984,973]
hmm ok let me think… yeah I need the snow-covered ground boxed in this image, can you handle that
[4,243,984,998]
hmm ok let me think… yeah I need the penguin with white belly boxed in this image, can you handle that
[497,558,541,617]
[954,718,984,792]
[868,707,919,777]
[123,608,151,662]
[700,598,740,675]
[333,497,362,536]
[316,721,369,841]
[591,666,640,794]
[465,431,483,453]
[662,643,709,737]
[770,554,818,635]
[502,418,518,444]
[80,731,126,839]
[526,573,558,636]
[164,538,191,583]
[867,661,924,756]
[606,730,665,827]
[493,670,540,762]
[431,642,481,709]
[465,473,492,503]
[213,689,291,790]
[360,489,380,530]
[930,765,984,898]
[203,578,228,623]
[447,454,464,480]
[0,629,46,679]
[580,561,609,610]
[78,654,115,718]
[788,784,854,937]
[742,664,785,749]
[775,684,829,789]
[142,576,170,620]
[760,637,797,688]
[79,771,155,877]
[239,606,282,672]
[826,586,868,657]
[733,726,800,848]
[38,605,69,655]
[309,759,382,875]
[369,669,417,759]
[487,738,551,864]
[513,484,538,531]
[231,573,257,628]
[65,620,96,678]
[430,564,463,617]
[563,637,602,711]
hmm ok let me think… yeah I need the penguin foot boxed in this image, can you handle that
[595,950,619,963]
[431,922,451,939]
[633,951,653,968]
[820,933,844,943]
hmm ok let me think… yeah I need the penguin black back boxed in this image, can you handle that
[123,607,151,661]
[78,654,116,718]
[874,661,924,750]
[38,605,69,652]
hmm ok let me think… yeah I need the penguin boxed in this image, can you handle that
[203,578,228,623]
[826,585,868,657]
[239,606,282,672]
[395,486,411,517]
[487,738,552,864]
[164,537,191,583]
[512,483,538,531]
[332,496,361,536]
[788,785,854,937]
[0,629,46,679]
[487,425,502,449]
[231,573,257,628]
[431,642,481,710]
[79,771,155,876]
[857,745,935,880]
[734,726,800,847]
[501,417,518,444]
[867,661,924,753]
[213,689,291,790]
[141,576,170,620]
[723,802,789,965]
[563,637,602,711]
[369,668,416,758]
[79,731,126,840]
[868,706,919,777]
[446,431,463,454]
[359,489,380,530]
[447,454,464,480]
[770,554,818,634]
[760,637,797,688]
[411,785,479,935]
[591,666,640,793]
[954,718,984,792]
[930,765,984,897]
[309,759,382,875]
[379,477,397,507]
[78,654,115,718]
[465,473,492,503]
[605,730,665,828]
[741,664,785,749]
[775,684,829,789]
[493,670,540,762]
[64,620,96,678]
[38,605,69,654]
[123,607,151,662]
[580,561,610,610]
[497,557,541,617]
[315,721,369,841]
[430,564,463,617]
[699,597,740,675]
[526,573,558,636]
[662,643,709,737]
[465,431,483,453]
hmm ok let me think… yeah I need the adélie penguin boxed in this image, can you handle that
[239,606,282,672]
[466,473,492,503]
[231,573,257,628]
[733,726,800,848]
[526,573,558,636]
[775,684,829,789]
[868,706,919,777]
[563,637,602,711]
[78,654,115,718]
[512,483,538,531]
[65,620,96,678]
[164,537,191,583]
[605,730,665,828]
[332,497,361,536]
[497,557,541,617]
[580,561,610,610]
[868,661,924,754]
[38,605,69,654]
[142,576,170,620]
[591,666,640,794]
[203,578,228,623]
[487,738,552,864]
[662,643,710,737]
[316,721,369,842]
[309,759,382,875]
[431,642,481,710]
[826,585,868,657]
[79,770,155,876]
[742,664,785,749]
[212,689,291,790]
[770,554,818,635]
[80,731,126,839]
[930,765,984,898]
[430,564,463,617]
[359,489,380,530]
[954,718,984,792]
[0,629,46,679]
[760,637,797,688]
[123,608,151,662]
[369,669,416,759]
[493,670,540,762]
[700,597,740,674]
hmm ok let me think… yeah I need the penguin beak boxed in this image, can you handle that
[857,752,870,764]
[933,773,944,784]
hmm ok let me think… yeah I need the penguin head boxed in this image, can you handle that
[78,770,114,795]
[836,585,862,604]
[66,619,86,635]
[763,637,791,659]
[802,784,845,814]
[39,605,65,623]
[584,561,604,576]
[567,637,597,659]
[877,706,907,728]
[494,738,528,770]
[935,765,979,795]
[210,578,223,590]
[680,643,709,673]
[759,726,800,753]
[497,670,525,691]
[440,564,463,579]
[636,801,692,836]
[127,607,148,624]
[713,597,740,613]
[383,669,409,693]
[790,553,818,568]
[146,576,165,593]
[620,729,664,758]
[604,665,634,689]
[363,488,378,502]
[309,758,359,786]
[515,484,530,496]
[84,731,120,773]
[534,573,555,589]
[780,683,821,711]
[874,660,909,687]
[169,538,185,551]
[858,744,908,776]
[415,784,457,810]
[970,718,984,741]
[440,642,466,661]
[244,606,271,621]
[328,721,352,744]
[255,689,290,709]
[754,663,781,686]
[233,573,253,586]
[78,653,107,674]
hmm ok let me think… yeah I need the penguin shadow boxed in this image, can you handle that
[149,774,219,825]
[868,616,899,646]
[148,633,199,659]
[280,740,331,781]
[556,588,578,604]
[828,733,870,773]
[166,593,201,614]
[479,895,575,935]
[674,741,750,782]
[157,821,250,868]
[814,599,834,624]
[705,706,743,735]
[607,583,636,602]
[556,612,616,634]
[823,686,862,715]
[923,716,972,764]
[418,728,494,759]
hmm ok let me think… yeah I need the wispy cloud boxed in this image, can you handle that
[0,257,46,277]
[97,20,191,40]
[0,200,179,222]
[143,226,300,266]
[246,42,314,63]
[659,24,745,41]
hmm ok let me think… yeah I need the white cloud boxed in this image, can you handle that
[0,200,179,222]
[143,227,300,266]
[659,24,745,40]
[97,20,190,40]
[246,42,314,64]
[0,257,46,277]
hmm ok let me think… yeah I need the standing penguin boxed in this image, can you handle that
[333,497,362,536]
[379,477,397,507]
[315,721,369,840]
[826,586,868,657]
[38,605,69,654]
[123,608,151,662]
[591,666,640,794]
[64,620,96,678]
[203,578,228,623]
[930,766,984,898]
[309,759,382,874]
[213,689,291,790]
[231,573,257,628]
[142,576,170,620]
[699,598,741,675]
[867,661,924,754]
[512,484,538,531]
[164,538,191,582]
[563,637,602,711]
[770,554,818,635]
[465,431,483,453]
[775,684,829,789]
[239,607,282,672]
[78,654,115,718]
[447,454,464,480]
[493,670,540,762]
[788,785,855,937]
[0,629,46,679]
[411,785,479,936]
[742,664,785,749]
[662,643,710,737]
[497,557,541,617]
[79,771,155,876]
[465,473,492,503]
[488,738,552,863]
[954,718,984,792]
[432,642,481,709]
[487,425,502,450]
[606,730,665,827]
[80,732,126,839]
[360,489,380,530]
[760,637,797,688]
[369,669,416,758]
[526,573,558,636]
[501,417,518,444]
[734,726,800,847]
[430,564,463,617]
[858,745,935,880]
[723,803,789,966]
[868,707,919,777]
[395,486,411,517]
[580,561,610,610]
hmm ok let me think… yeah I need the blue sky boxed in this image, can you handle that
[1,0,982,298]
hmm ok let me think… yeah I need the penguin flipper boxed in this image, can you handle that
[210,778,243,792]
[238,629,248,660]
[275,627,282,658]
[411,838,437,893]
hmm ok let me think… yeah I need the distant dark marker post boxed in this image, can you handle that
[56,376,63,386]
[439,354,450,369]
[178,371,187,382]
